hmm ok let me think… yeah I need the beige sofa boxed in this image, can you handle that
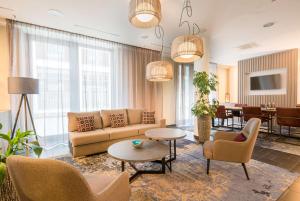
[68,109,166,157]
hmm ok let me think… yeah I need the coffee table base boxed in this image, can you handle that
[122,158,166,182]
[153,140,177,172]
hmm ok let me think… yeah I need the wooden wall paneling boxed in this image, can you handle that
[238,49,298,107]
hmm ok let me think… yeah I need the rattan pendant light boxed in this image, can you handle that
[129,0,161,28]
[146,60,173,81]
[146,26,173,82]
[171,0,204,63]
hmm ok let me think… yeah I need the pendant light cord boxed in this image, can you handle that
[178,0,201,35]
[155,25,165,59]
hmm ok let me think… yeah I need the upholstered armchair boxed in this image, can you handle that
[203,118,261,180]
[7,156,131,201]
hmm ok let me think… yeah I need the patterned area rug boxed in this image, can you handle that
[57,140,299,201]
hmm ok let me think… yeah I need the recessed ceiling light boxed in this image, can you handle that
[48,9,64,17]
[74,24,120,37]
[140,35,149,39]
[263,22,275,28]
[237,42,259,50]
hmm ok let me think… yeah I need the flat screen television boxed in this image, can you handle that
[250,74,281,90]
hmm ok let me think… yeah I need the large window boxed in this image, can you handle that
[30,39,113,139]
[175,63,194,127]
[10,21,161,148]
[79,47,112,111]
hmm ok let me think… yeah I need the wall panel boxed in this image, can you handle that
[238,49,298,107]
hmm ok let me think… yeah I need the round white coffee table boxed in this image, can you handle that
[145,128,186,171]
[108,140,169,182]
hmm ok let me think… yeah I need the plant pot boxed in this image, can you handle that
[195,115,211,143]
[0,171,19,201]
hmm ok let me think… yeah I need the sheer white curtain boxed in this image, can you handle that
[8,21,161,147]
[175,63,194,127]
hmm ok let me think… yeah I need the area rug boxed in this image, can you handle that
[56,140,299,201]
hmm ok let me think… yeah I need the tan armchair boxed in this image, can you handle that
[203,118,261,180]
[7,156,131,201]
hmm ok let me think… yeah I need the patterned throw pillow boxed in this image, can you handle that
[76,116,95,132]
[142,111,155,124]
[110,113,126,128]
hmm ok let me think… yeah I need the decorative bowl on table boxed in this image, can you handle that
[131,140,144,149]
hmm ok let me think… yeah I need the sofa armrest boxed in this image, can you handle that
[213,140,250,163]
[214,131,239,141]
[158,119,166,128]
[96,172,131,201]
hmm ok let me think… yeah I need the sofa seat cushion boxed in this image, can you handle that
[137,124,161,135]
[108,125,140,140]
[70,129,110,146]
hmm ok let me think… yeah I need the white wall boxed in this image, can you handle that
[298,48,300,104]
[229,66,238,103]
[0,18,10,111]
[216,65,229,103]
[162,78,176,125]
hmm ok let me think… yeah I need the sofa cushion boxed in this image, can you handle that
[127,109,144,125]
[101,109,128,128]
[76,116,95,132]
[110,113,126,128]
[69,129,110,146]
[137,124,161,135]
[142,112,155,124]
[108,125,140,140]
[68,111,102,132]
[234,133,247,142]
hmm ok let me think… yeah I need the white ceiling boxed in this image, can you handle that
[0,0,299,65]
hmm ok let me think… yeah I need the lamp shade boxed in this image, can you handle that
[8,77,39,94]
[129,0,161,28]
[171,35,204,63]
[146,60,173,82]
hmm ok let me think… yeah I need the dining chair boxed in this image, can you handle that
[215,105,234,130]
[276,107,300,136]
[233,103,247,129]
[242,106,270,134]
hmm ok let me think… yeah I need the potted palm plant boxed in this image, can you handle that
[191,71,219,143]
[0,123,42,201]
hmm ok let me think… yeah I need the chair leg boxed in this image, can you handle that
[279,125,282,137]
[240,117,243,129]
[207,159,210,175]
[242,163,250,180]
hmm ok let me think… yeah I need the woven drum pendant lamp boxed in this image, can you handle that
[129,0,161,28]
[146,25,173,82]
[171,0,204,63]
[146,60,173,82]
[171,34,203,63]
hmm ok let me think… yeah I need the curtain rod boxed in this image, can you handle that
[7,19,160,53]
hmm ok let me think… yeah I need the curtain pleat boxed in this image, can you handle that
[8,20,161,147]
[175,63,194,127]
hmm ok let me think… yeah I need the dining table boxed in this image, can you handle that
[225,106,277,134]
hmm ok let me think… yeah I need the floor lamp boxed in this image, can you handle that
[8,77,39,140]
